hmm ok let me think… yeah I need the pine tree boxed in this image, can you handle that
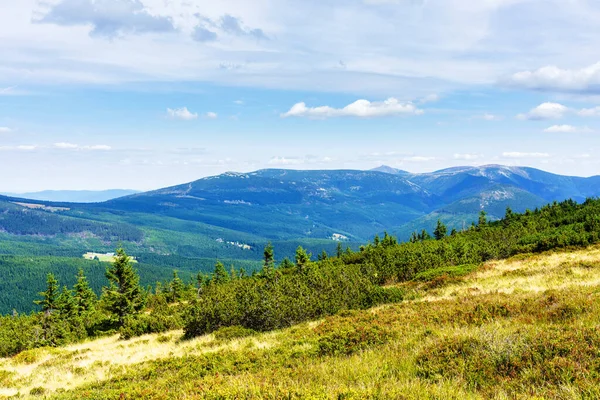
[336,242,343,258]
[279,258,294,269]
[213,261,230,284]
[103,248,144,326]
[410,232,418,243]
[263,242,274,269]
[261,242,276,278]
[169,270,185,303]
[450,228,458,236]
[73,268,96,316]
[318,250,328,261]
[295,246,311,270]
[434,219,447,240]
[35,273,59,315]
[56,286,78,320]
[478,210,488,227]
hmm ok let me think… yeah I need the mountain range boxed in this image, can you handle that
[4,164,600,243]
[2,164,600,313]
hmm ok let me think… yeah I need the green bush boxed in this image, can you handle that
[315,315,393,357]
[213,326,256,342]
[412,264,479,282]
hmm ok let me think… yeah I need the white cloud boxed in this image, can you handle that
[36,0,176,38]
[268,155,333,165]
[454,153,483,160]
[268,157,305,166]
[505,62,600,92]
[204,112,218,119]
[543,125,593,133]
[85,145,112,151]
[0,127,11,133]
[281,98,423,119]
[167,107,198,120]
[404,156,436,162]
[234,100,244,105]
[54,142,79,149]
[481,113,502,121]
[53,143,112,151]
[578,106,600,117]
[516,102,568,120]
[502,152,550,158]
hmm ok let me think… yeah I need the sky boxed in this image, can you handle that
[2,0,600,191]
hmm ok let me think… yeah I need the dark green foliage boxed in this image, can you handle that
[212,261,230,284]
[35,273,59,314]
[433,219,447,240]
[183,258,401,338]
[73,269,97,315]
[168,271,185,303]
[213,326,256,342]
[315,313,394,356]
[294,246,311,270]
[478,210,487,227]
[103,248,145,326]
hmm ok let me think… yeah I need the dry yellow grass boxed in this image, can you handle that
[421,245,600,301]
[0,329,281,398]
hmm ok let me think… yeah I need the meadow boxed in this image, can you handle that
[2,245,600,399]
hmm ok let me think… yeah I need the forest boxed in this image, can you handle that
[2,198,600,359]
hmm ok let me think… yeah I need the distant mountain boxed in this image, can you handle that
[0,189,140,203]
[0,165,599,261]
[97,165,600,241]
[370,165,410,175]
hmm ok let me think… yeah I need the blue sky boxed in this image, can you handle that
[2,0,600,191]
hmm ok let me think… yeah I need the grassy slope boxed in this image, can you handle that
[3,246,600,399]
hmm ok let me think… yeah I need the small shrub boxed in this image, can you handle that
[156,334,172,343]
[214,326,256,342]
[413,264,479,282]
[12,348,45,365]
[0,369,14,386]
[29,387,46,396]
[315,314,394,357]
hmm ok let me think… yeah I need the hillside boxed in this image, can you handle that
[3,245,600,399]
[2,165,600,313]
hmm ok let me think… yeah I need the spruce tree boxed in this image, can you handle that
[478,210,488,227]
[261,242,275,278]
[73,268,96,316]
[434,219,447,240]
[213,261,230,284]
[295,246,311,270]
[169,270,185,303]
[35,273,59,315]
[279,258,294,269]
[263,242,275,269]
[103,248,144,326]
[318,250,328,261]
